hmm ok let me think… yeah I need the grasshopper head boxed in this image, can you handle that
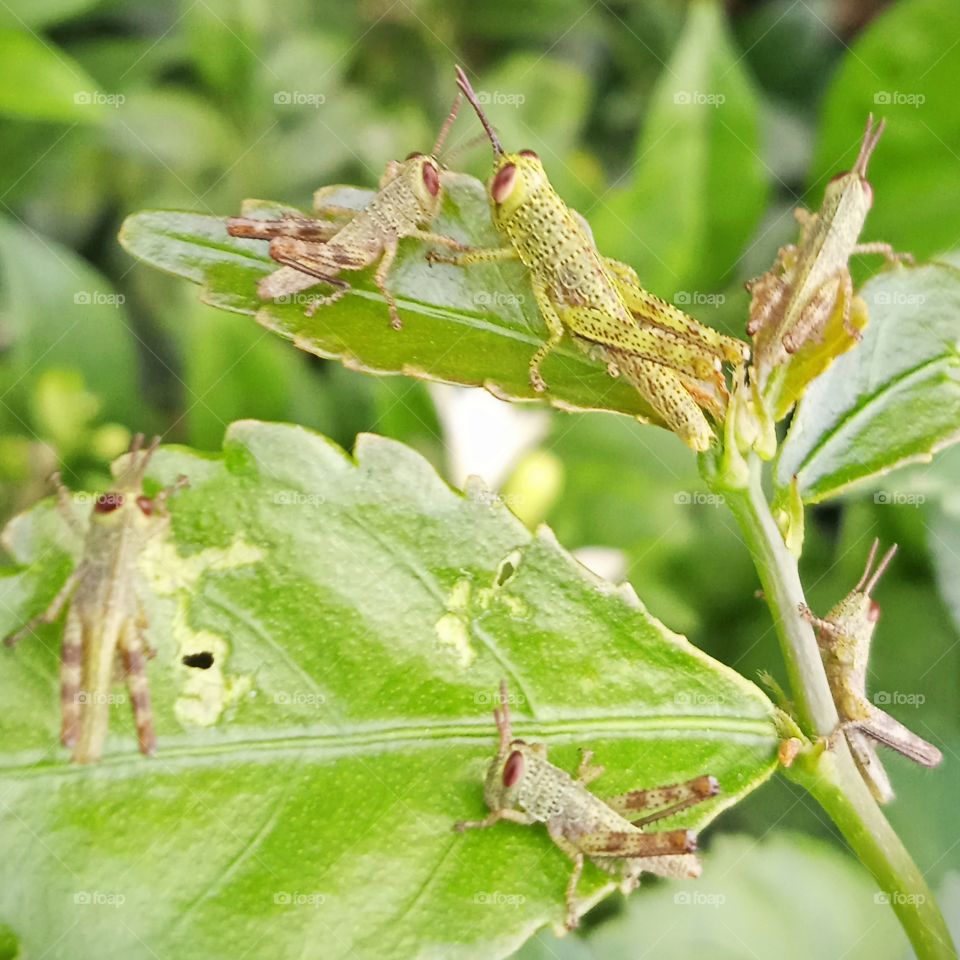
[822,115,884,216]
[486,150,549,221]
[90,435,185,528]
[826,539,897,642]
[404,152,445,219]
[481,680,533,811]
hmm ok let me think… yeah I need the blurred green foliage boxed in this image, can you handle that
[1,0,959,956]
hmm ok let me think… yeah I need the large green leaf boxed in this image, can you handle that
[118,176,721,432]
[775,262,960,503]
[591,0,767,297]
[0,421,776,960]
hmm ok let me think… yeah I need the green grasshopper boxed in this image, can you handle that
[426,66,747,452]
[455,680,719,929]
[226,92,468,330]
[799,539,942,803]
[747,116,911,392]
[4,436,185,764]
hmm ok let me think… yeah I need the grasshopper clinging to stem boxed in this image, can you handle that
[227,92,469,330]
[747,115,912,400]
[455,680,719,930]
[427,66,748,452]
[799,539,942,803]
[4,436,186,764]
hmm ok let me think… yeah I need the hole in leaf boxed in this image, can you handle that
[182,652,214,670]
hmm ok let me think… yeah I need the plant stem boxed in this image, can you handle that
[713,453,956,960]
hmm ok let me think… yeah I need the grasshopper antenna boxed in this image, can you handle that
[439,131,491,164]
[455,65,503,157]
[493,679,513,755]
[853,114,885,178]
[863,542,898,596]
[854,538,881,592]
[432,91,462,158]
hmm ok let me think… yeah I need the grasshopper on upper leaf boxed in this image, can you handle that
[747,116,912,409]
[455,680,719,930]
[426,66,748,452]
[226,92,469,330]
[799,539,942,803]
[4,436,186,764]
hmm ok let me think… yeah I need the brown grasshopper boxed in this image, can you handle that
[226,93,469,330]
[455,680,719,929]
[799,539,942,803]
[747,116,911,390]
[427,66,747,452]
[4,436,185,764]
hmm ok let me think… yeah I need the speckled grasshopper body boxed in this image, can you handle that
[4,436,185,764]
[227,93,467,330]
[455,680,719,929]
[800,540,942,802]
[747,116,911,377]
[428,66,747,452]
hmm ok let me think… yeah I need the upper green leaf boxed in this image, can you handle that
[118,176,718,432]
[775,262,960,503]
[0,421,776,960]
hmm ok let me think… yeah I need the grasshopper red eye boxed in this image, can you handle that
[94,492,124,514]
[503,749,525,787]
[422,161,440,197]
[136,495,155,516]
[491,163,517,204]
[861,178,874,207]
[519,149,538,159]
[868,599,881,622]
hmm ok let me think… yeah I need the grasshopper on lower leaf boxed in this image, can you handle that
[4,436,186,764]
[427,66,747,452]
[455,680,719,930]
[799,539,942,803]
[226,93,469,330]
